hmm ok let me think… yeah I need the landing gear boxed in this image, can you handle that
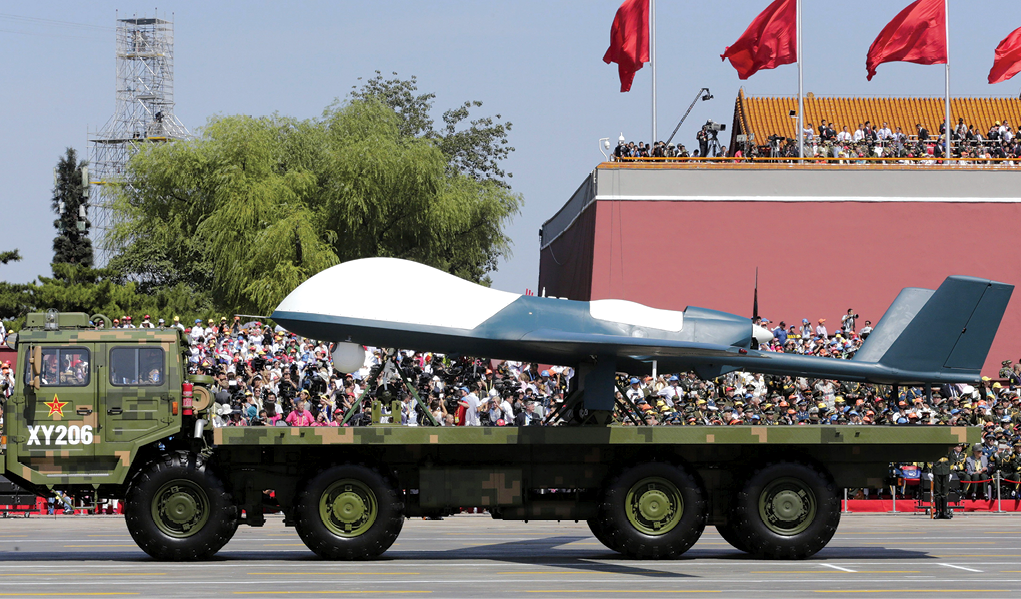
[124,451,238,560]
[294,464,404,560]
[732,462,840,559]
[594,462,707,559]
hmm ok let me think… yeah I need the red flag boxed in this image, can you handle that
[720,0,797,80]
[602,0,649,92]
[866,0,947,81]
[989,26,1021,84]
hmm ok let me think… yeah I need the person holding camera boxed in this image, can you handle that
[842,309,858,334]
[696,126,709,159]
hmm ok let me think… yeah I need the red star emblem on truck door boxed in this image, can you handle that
[45,395,68,418]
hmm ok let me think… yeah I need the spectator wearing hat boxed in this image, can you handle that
[458,386,482,426]
[625,377,644,403]
[815,319,828,338]
[963,447,990,500]
[212,403,233,428]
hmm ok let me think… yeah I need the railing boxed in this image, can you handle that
[605,155,1021,170]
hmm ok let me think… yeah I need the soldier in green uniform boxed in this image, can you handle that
[1003,441,1021,498]
[931,453,953,519]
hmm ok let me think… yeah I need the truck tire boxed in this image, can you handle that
[294,464,404,560]
[732,461,840,559]
[587,517,622,552]
[124,451,238,561]
[596,462,707,559]
[715,520,749,553]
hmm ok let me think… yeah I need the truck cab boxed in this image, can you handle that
[1,311,188,497]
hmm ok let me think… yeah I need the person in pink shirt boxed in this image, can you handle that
[285,401,315,426]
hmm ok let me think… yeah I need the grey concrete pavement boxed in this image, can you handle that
[1,513,1019,598]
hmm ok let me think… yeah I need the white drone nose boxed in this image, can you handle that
[753,325,774,346]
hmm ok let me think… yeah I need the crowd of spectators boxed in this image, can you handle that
[611,117,1021,163]
[3,310,1020,500]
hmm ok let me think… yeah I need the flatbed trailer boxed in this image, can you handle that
[0,312,981,561]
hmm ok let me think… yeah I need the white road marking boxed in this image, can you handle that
[820,564,857,572]
[939,563,983,572]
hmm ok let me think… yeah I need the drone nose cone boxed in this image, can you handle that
[753,325,774,345]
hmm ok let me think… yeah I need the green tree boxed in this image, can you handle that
[51,148,94,268]
[110,92,521,316]
[350,71,515,186]
[0,249,31,322]
[0,250,20,265]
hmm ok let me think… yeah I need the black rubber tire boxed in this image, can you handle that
[715,520,750,553]
[732,461,840,559]
[124,451,238,561]
[587,516,622,553]
[294,464,404,560]
[596,462,707,559]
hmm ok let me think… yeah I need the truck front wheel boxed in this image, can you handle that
[732,461,840,559]
[294,464,404,560]
[124,451,238,560]
[596,462,707,559]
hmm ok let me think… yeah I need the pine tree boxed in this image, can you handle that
[51,148,93,269]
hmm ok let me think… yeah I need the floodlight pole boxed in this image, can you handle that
[650,0,657,145]
[944,0,951,161]
[797,0,804,161]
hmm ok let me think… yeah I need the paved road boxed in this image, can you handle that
[0,513,1019,598]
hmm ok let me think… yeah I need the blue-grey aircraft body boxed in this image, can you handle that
[272,258,1012,387]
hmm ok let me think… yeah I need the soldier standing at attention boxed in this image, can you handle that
[930,454,953,519]
[1002,441,1021,498]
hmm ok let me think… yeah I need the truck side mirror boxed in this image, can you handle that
[29,345,42,391]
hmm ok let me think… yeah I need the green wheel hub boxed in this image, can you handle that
[319,478,378,537]
[151,480,210,539]
[758,476,817,536]
[625,476,683,536]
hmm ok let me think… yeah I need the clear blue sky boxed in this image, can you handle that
[2,1,1018,294]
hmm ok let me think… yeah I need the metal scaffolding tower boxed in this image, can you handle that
[89,13,188,265]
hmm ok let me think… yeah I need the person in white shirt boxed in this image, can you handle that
[852,124,865,143]
[189,319,204,341]
[625,377,645,403]
[499,395,515,421]
[878,123,892,141]
[836,126,852,143]
[815,319,828,339]
[458,387,481,426]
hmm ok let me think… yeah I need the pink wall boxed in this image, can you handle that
[585,200,1021,376]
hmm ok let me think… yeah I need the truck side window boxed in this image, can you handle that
[110,347,165,386]
[30,348,90,387]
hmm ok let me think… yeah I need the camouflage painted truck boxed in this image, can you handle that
[0,258,1008,561]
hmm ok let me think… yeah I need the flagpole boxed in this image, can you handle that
[651,0,657,146]
[944,0,951,161]
[797,0,804,161]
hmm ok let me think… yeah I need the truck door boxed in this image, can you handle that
[20,344,96,463]
[99,345,172,446]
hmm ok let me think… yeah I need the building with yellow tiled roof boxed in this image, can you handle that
[729,89,1021,152]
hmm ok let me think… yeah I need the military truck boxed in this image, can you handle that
[0,311,977,561]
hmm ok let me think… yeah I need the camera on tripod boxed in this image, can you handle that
[705,119,726,133]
